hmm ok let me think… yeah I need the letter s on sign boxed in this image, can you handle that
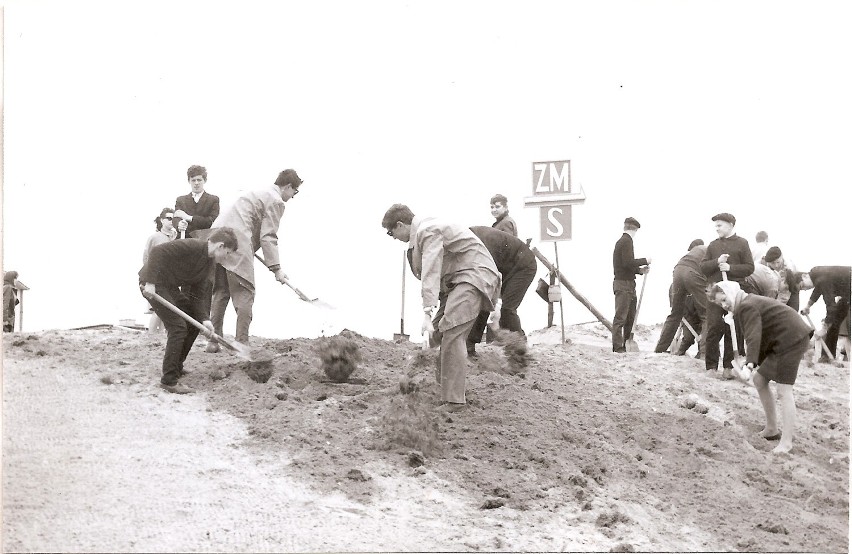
[546,207,564,237]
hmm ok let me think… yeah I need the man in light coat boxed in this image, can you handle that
[383,204,500,411]
[205,169,302,350]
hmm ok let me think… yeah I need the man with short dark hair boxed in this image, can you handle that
[763,246,799,310]
[139,228,238,393]
[611,217,651,353]
[206,169,303,350]
[490,194,518,237]
[383,204,500,411]
[700,212,754,378]
[174,165,220,240]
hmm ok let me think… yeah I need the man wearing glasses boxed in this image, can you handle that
[383,204,500,412]
[174,165,220,240]
[204,169,302,351]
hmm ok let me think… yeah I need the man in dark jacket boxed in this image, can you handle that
[174,164,220,239]
[655,239,708,355]
[611,217,651,353]
[700,212,754,377]
[799,266,851,358]
[466,226,538,355]
[139,228,237,393]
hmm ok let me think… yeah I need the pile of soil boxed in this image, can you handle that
[2,323,849,552]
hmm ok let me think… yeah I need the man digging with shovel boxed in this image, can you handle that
[383,204,500,412]
[139,228,238,394]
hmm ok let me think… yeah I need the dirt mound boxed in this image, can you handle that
[3,327,849,552]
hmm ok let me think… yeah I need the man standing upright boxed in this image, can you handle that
[700,212,754,378]
[383,204,500,411]
[611,217,651,353]
[654,239,708,355]
[174,165,220,240]
[753,230,770,264]
[206,169,302,350]
[490,194,518,237]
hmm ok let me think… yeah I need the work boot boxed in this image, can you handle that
[721,368,735,380]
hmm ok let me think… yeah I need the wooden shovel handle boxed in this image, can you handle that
[147,291,238,352]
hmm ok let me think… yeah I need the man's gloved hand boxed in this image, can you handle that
[422,311,435,335]
[142,282,156,299]
[274,268,289,284]
[800,306,811,316]
[815,325,828,340]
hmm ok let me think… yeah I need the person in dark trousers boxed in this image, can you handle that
[700,212,754,378]
[466,226,538,356]
[490,194,518,237]
[673,293,704,356]
[3,271,20,333]
[611,217,651,353]
[139,227,238,394]
[174,164,220,240]
[709,280,812,454]
[798,266,851,359]
[655,239,708,355]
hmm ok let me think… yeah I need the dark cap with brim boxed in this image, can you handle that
[764,246,782,262]
[711,212,736,225]
[624,217,641,229]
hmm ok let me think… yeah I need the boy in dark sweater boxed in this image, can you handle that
[139,228,238,393]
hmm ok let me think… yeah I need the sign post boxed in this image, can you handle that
[524,160,586,344]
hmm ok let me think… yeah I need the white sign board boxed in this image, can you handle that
[523,159,585,242]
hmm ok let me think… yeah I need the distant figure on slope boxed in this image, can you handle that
[709,280,811,454]
[143,208,177,334]
[3,271,20,333]
[611,217,651,353]
[490,194,518,237]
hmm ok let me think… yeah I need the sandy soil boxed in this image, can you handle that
[2,323,849,552]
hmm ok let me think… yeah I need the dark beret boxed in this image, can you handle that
[711,212,736,225]
[764,246,783,262]
[624,217,641,229]
[688,239,704,251]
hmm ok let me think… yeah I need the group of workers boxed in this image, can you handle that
[612,213,850,454]
[138,165,302,394]
[137,171,849,456]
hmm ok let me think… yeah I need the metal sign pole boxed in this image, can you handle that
[554,243,565,344]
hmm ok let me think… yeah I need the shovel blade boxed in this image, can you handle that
[625,338,640,352]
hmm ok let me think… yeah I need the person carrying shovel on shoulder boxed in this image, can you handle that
[139,227,238,394]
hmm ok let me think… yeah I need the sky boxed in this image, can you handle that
[2,0,850,342]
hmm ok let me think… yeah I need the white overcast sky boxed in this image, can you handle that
[2,1,850,340]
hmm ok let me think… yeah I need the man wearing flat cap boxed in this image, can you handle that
[700,212,754,377]
[205,169,303,350]
[762,246,799,311]
[611,217,651,353]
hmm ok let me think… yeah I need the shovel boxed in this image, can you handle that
[625,271,648,352]
[146,291,266,364]
[719,271,749,380]
[254,254,334,310]
[394,250,409,341]
[801,312,836,363]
